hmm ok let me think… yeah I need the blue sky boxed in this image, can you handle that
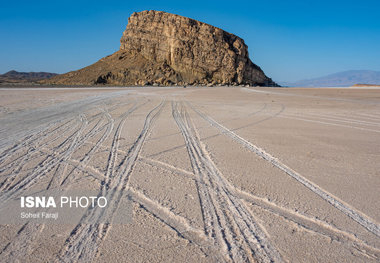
[1,0,379,82]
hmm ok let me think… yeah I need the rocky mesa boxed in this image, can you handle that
[45,10,277,86]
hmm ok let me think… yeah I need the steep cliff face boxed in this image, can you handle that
[45,10,277,86]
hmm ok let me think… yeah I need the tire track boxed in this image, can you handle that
[241,87,380,105]
[0,119,81,191]
[1,103,116,199]
[0,114,89,206]
[355,112,380,120]
[57,100,165,263]
[46,113,108,189]
[0,102,139,262]
[280,114,380,133]
[147,103,284,160]
[138,155,380,257]
[0,222,46,261]
[0,102,123,196]
[248,103,268,116]
[173,101,282,263]
[288,112,380,128]
[147,102,268,143]
[58,107,115,187]
[5,99,137,193]
[0,117,76,167]
[48,107,116,189]
[139,156,194,178]
[0,115,91,262]
[239,192,380,260]
[0,102,115,172]
[0,90,131,151]
[0,100,134,262]
[128,187,226,262]
[224,104,285,133]
[0,106,112,188]
[324,113,380,127]
[189,102,380,238]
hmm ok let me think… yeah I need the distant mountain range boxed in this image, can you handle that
[0,70,57,84]
[280,70,380,87]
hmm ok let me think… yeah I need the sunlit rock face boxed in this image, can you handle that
[46,10,277,86]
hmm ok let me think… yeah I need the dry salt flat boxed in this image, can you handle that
[0,86,379,262]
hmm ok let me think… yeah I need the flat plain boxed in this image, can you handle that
[0,86,379,262]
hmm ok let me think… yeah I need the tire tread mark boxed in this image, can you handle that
[188,102,380,238]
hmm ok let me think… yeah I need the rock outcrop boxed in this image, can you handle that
[45,10,277,86]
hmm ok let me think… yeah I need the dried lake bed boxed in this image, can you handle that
[0,86,379,262]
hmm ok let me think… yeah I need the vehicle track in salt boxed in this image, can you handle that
[0,110,104,193]
[137,155,380,258]
[0,117,78,172]
[0,100,132,179]
[47,108,115,189]
[147,103,284,160]
[145,102,267,145]
[0,103,119,191]
[0,118,81,191]
[0,117,73,161]
[57,100,165,263]
[280,113,380,133]
[282,111,380,131]
[127,186,227,262]
[241,87,380,105]
[0,99,132,262]
[214,104,285,134]
[0,113,91,206]
[0,102,141,262]
[54,101,139,189]
[0,90,132,151]
[32,100,138,189]
[354,112,380,120]
[0,114,90,261]
[172,101,283,263]
[31,114,100,190]
[0,94,133,182]
[188,102,380,238]
[0,99,135,197]
[312,112,380,127]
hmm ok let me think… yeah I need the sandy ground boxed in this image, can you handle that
[0,86,379,262]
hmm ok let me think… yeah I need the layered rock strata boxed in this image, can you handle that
[45,10,277,86]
